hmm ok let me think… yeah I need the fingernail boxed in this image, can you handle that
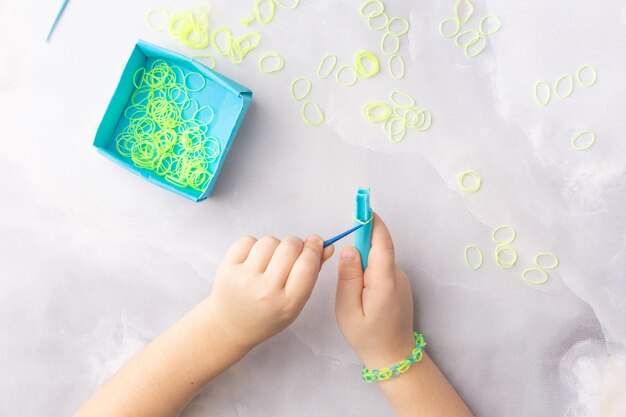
[342,248,356,261]
[306,235,323,246]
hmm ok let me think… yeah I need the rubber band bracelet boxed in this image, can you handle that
[362,332,426,382]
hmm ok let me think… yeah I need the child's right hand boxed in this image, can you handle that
[335,213,416,369]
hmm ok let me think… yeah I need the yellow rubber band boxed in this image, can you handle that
[491,226,516,245]
[275,0,300,9]
[457,170,481,193]
[381,31,401,55]
[464,36,487,57]
[479,15,501,35]
[384,116,407,143]
[258,52,285,73]
[353,214,374,225]
[317,54,338,79]
[240,13,256,26]
[495,246,518,268]
[147,9,169,32]
[212,27,233,55]
[576,65,597,88]
[390,91,415,108]
[388,54,406,79]
[363,102,392,123]
[555,75,574,99]
[387,17,410,36]
[192,54,216,69]
[367,12,389,31]
[301,100,325,126]
[522,268,549,285]
[254,0,276,24]
[534,81,551,107]
[454,0,474,25]
[290,77,312,100]
[354,50,380,78]
[571,130,596,151]
[533,253,559,270]
[439,17,461,38]
[336,65,358,86]
[359,0,385,18]
[455,29,480,48]
[464,245,483,270]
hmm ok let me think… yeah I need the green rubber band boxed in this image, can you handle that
[495,245,518,269]
[185,72,206,92]
[454,0,474,25]
[491,226,516,245]
[479,15,501,35]
[254,0,276,24]
[388,54,405,79]
[367,12,389,31]
[522,267,549,285]
[290,77,312,100]
[336,65,358,86]
[533,253,559,270]
[439,17,461,38]
[258,52,285,73]
[534,81,552,107]
[455,29,479,48]
[457,170,481,193]
[354,50,380,78]
[464,35,487,57]
[363,102,392,123]
[317,54,338,78]
[359,0,385,18]
[362,332,426,382]
[555,74,574,99]
[571,130,596,151]
[576,65,597,88]
[387,17,410,36]
[464,245,483,270]
[301,100,325,126]
[381,31,401,55]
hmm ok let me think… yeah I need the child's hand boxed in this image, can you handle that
[335,213,415,369]
[207,235,334,351]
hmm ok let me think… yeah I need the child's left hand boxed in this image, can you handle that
[206,235,334,351]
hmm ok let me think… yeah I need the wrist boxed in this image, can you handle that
[360,332,417,370]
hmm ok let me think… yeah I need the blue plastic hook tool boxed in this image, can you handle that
[354,188,373,270]
[323,223,364,248]
[46,0,70,42]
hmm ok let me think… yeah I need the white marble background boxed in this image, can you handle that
[1,1,625,416]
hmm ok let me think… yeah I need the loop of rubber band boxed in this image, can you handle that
[455,29,480,48]
[555,75,574,99]
[185,72,206,92]
[522,268,549,285]
[439,17,461,38]
[290,77,312,100]
[301,100,325,126]
[390,91,415,108]
[384,116,407,143]
[359,0,385,18]
[167,9,210,49]
[387,17,410,36]
[336,65,358,86]
[454,0,474,25]
[317,54,338,78]
[212,27,233,55]
[147,9,170,32]
[193,106,214,123]
[275,0,300,9]
[254,0,276,24]
[534,253,559,270]
[367,12,389,31]
[354,50,380,78]
[192,54,216,69]
[534,81,552,107]
[571,130,596,151]
[363,102,392,123]
[353,214,374,225]
[381,31,401,55]
[464,36,487,57]
[495,246,518,268]
[388,54,405,79]
[491,226,516,245]
[258,52,285,73]
[457,170,481,193]
[479,15,501,35]
[464,245,483,270]
[576,65,597,88]
[240,13,256,26]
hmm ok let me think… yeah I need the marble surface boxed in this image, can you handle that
[1,1,625,416]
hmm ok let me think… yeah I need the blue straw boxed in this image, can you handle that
[46,0,70,42]
[323,223,364,248]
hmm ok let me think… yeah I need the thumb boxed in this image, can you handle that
[336,247,364,319]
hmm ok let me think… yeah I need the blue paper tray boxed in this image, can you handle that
[93,40,253,201]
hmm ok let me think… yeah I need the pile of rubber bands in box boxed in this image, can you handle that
[115,60,220,192]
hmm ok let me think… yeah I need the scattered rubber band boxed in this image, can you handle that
[439,17,461,38]
[167,9,210,49]
[255,0,276,24]
[455,29,480,48]
[576,65,597,88]
[276,0,300,9]
[388,54,406,79]
[495,246,518,268]
[571,130,596,151]
[363,102,392,123]
[212,27,233,55]
[454,0,474,24]
[336,65,358,86]
[522,268,549,285]
[387,17,410,36]
[491,226,516,245]
[465,36,487,57]
[317,54,338,79]
[367,12,389,31]
[301,101,325,126]
[381,31,401,55]
[390,91,415,108]
[457,170,481,193]
[555,75,575,99]
[354,50,380,78]
[359,0,385,18]
[258,52,285,73]
[534,81,552,107]
[533,253,559,270]
[147,9,169,32]
[464,245,483,270]
[479,15,501,35]
[192,54,216,69]
[384,116,407,143]
[290,77,312,100]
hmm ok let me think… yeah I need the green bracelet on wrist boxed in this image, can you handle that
[361,332,426,382]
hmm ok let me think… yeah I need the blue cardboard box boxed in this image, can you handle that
[94,40,252,201]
